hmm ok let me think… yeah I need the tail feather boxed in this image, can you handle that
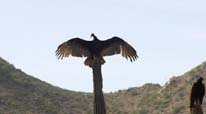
[84,57,105,67]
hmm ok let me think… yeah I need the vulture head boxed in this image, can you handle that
[198,77,204,82]
[90,33,98,40]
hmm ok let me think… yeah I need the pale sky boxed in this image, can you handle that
[0,0,206,92]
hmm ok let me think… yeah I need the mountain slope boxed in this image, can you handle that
[105,61,206,114]
[0,57,206,114]
[0,57,93,114]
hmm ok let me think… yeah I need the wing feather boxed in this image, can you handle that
[101,37,138,62]
[55,38,91,59]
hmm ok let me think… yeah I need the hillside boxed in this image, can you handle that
[0,57,93,114]
[0,57,206,114]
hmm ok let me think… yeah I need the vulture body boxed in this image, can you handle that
[190,77,205,110]
[55,33,138,67]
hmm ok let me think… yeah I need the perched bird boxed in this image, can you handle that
[55,33,138,67]
[190,77,205,110]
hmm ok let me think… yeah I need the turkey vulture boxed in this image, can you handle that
[55,33,138,67]
[190,77,205,110]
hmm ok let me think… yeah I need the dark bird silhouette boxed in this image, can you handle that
[55,33,138,67]
[190,77,205,110]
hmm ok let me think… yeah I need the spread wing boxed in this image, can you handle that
[101,37,138,62]
[55,38,91,59]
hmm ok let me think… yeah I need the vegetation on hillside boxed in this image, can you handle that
[0,57,93,114]
[0,57,206,114]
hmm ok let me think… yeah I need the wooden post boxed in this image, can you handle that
[92,58,106,114]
